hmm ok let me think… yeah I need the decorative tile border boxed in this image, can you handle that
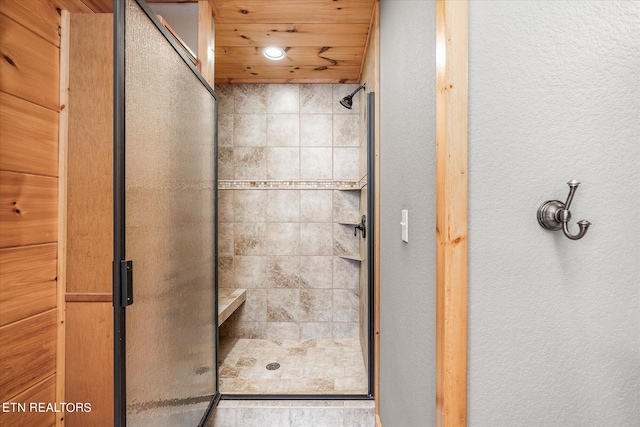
[218,180,361,190]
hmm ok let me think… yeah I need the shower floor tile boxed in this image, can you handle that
[219,338,368,395]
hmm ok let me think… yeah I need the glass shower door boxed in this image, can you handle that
[113,0,218,425]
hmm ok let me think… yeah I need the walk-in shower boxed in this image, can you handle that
[216,83,375,398]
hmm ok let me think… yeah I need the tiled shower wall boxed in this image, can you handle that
[216,83,364,340]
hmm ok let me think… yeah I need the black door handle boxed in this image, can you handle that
[354,215,366,239]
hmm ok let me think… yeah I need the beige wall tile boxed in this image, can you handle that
[215,84,234,115]
[219,190,234,222]
[219,255,234,288]
[333,257,360,290]
[267,223,300,255]
[219,147,234,180]
[218,114,234,147]
[234,222,267,255]
[219,222,234,255]
[237,289,267,322]
[331,322,359,339]
[300,322,333,339]
[234,114,267,146]
[234,84,267,114]
[299,256,333,289]
[301,147,332,180]
[300,323,333,339]
[267,289,300,322]
[267,190,300,222]
[234,190,267,222]
[359,146,367,183]
[219,318,235,338]
[266,256,301,289]
[267,114,300,147]
[233,147,267,179]
[332,190,360,223]
[359,100,368,180]
[333,224,359,258]
[266,322,301,340]
[267,147,300,179]
[234,256,268,289]
[332,290,359,323]
[300,114,332,146]
[333,115,360,147]
[300,289,332,322]
[333,147,360,180]
[300,190,332,223]
[300,223,333,255]
[233,321,267,339]
[267,84,300,114]
[300,84,332,114]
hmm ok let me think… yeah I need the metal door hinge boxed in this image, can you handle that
[119,260,133,307]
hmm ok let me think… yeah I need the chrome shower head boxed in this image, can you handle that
[339,84,366,109]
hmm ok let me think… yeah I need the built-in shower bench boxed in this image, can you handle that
[218,288,246,325]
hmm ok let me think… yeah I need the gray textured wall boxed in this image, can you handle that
[379,1,437,425]
[468,1,639,425]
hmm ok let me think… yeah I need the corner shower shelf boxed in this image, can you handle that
[338,221,360,226]
[218,288,246,325]
[338,254,362,262]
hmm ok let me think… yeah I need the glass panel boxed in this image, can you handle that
[124,0,216,424]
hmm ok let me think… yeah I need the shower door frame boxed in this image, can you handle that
[113,0,220,425]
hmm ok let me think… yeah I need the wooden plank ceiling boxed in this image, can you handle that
[142,0,377,83]
[211,0,376,83]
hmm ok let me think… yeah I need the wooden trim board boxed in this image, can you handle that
[198,0,215,85]
[65,293,112,303]
[63,11,114,426]
[56,10,71,427]
[65,301,113,426]
[435,1,468,426]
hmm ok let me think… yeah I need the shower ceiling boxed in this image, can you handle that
[211,0,376,84]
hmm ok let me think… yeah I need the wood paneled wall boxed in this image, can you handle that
[0,1,108,426]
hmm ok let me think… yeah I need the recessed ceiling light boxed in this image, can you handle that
[262,46,286,60]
